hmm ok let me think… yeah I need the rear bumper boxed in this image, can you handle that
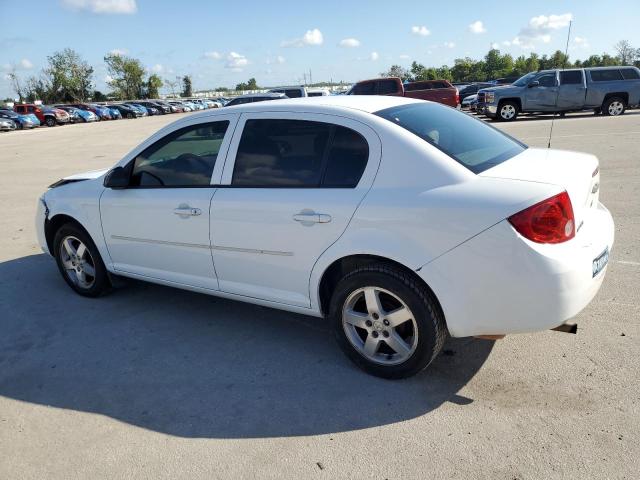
[418,202,615,337]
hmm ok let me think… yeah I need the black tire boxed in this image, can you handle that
[330,263,447,379]
[45,116,56,127]
[53,223,111,297]
[593,108,602,115]
[602,96,626,117]
[497,100,519,121]
[17,122,23,130]
[126,112,134,119]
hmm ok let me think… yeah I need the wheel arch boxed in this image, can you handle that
[316,254,445,324]
[602,92,629,105]
[498,97,522,111]
[45,213,92,257]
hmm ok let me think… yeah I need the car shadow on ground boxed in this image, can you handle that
[0,254,494,439]
[471,109,640,123]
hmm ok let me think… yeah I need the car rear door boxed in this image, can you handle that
[100,114,239,289]
[209,112,381,307]
[557,70,586,109]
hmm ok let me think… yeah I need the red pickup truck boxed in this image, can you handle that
[348,77,459,107]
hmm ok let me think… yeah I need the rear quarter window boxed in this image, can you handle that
[375,102,526,174]
[620,68,640,80]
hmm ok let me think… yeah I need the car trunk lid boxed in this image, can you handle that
[480,148,600,229]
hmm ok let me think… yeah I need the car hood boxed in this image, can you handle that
[63,168,110,181]
[480,85,520,95]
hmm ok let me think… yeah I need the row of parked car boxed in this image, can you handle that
[0,98,225,132]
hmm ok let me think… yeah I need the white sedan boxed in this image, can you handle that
[36,96,614,378]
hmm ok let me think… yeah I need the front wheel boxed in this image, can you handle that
[602,97,626,116]
[497,101,519,121]
[330,264,446,379]
[53,223,111,297]
[45,117,56,127]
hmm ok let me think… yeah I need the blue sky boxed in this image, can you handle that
[1,0,639,97]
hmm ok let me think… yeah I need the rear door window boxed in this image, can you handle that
[590,69,624,82]
[232,119,369,187]
[560,70,583,85]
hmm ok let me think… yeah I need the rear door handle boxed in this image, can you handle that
[293,212,332,224]
[174,206,202,216]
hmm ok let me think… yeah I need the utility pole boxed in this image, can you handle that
[309,69,312,86]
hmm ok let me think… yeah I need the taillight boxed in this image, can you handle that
[508,191,575,244]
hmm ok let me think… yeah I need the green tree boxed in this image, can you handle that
[182,75,193,97]
[46,48,94,102]
[104,53,145,100]
[146,74,163,98]
[614,40,637,65]
[483,49,503,79]
[92,90,107,102]
[235,77,259,91]
[525,53,540,73]
[379,65,411,81]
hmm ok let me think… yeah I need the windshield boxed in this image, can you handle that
[512,72,537,87]
[375,102,526,174]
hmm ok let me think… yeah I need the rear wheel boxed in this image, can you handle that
[126,112,134,119]
[330,264,446,379]
[497,101,519,121]
[602,97,625,116]
[53,223,111,297]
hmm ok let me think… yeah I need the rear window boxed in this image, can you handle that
[620,68,640,80]
[284,89,303,98]
[375,103,526,174]
[377,79,399,94]
[405,82,431,92]
[352,82,376,95]
[590,69,623,82]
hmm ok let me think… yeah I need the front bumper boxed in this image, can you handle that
[418,202,615,337]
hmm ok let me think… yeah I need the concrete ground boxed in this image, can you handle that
[0,111,638,479]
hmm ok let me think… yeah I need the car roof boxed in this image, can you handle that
[220,95,421,113]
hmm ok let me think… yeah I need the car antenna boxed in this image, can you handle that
[548,20,572,149]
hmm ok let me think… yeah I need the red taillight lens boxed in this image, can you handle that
[508,191,575,244]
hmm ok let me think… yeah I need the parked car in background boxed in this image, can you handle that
[225,92,287,106]
[0,117,17,131]
[268,86,307,98]
[307,88,330,97]
[478,66,640,121]
[138,101,169,114]
[461,94,478,110]
[457,82,494,103]
[348,77,459,107]
[37,96,614,379]
[107,106,122,120]
[167,101,187,112]
[109,103,141,119]
[14,105,70,127]
[125,103,150,116]
[0,109,39,129]
[55,105,99,123]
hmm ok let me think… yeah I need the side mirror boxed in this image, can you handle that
[103,166,129,189]
[528,81,540,88]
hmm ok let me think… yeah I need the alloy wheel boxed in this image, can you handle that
[500,104,516,120]
[342,286,418,365]
[608,101,624,116]
[59,235,96,289]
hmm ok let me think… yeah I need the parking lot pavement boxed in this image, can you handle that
[1,112,639,479]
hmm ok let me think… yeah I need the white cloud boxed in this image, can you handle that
[266,55,286,65]
[19,59,33,69]
[109,48,128,56]
[502,40,511,47]
[204,51,221,60]
[411,26,430,36]
[62,0,137,14]
[226,52,248,71]
[443,41,456,48]
[369,51,379,61]
[151,64,164,73]
[491,42,499,50]
[468,20,486,34]
[573,36,589,49]
[399,54,410,60]
[276,55,285,64]
[339,38,361,48]
[104,74,113,83]
[513,13,572,49]
[281,28,323,47]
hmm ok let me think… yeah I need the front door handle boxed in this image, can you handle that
[174,206,202,216]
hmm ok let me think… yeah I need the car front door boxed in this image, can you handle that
[524,72,559,111]
[100,114,238,289]
[557,70,586,110]
[209,112,381,307]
